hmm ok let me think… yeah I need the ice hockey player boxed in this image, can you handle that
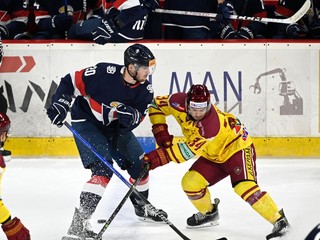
[143,84,290,240]
[46,43,167,240]
[33,0,105,39]
[0,0,30,39]
[0,112,31,240]
[68,0,158,44]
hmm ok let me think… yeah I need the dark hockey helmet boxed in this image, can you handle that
[124,44,156,71]
[0,112,10,136]
[186,84,211,112]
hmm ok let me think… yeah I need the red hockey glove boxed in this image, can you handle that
[2,217,30,240]
[152,124,173,148]
[143,147,171,170]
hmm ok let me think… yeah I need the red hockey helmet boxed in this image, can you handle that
[186,84,211,112]
[0,112,10,136]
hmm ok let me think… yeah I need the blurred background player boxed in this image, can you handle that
[68,0,158,44]
[266,0,309,39]
[143,84,290,240]
[0,112,30,240]
[33,0,105,39]
[0,0,30,39]
[46,44,167,240]
[219,0,268,39]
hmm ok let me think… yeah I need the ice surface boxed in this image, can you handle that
[1,157,319,240]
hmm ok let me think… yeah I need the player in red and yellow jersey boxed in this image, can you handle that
[0,113,30,240]
[144,84,289,240]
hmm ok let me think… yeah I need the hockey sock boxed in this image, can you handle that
[182,170,213,214]
[80,175,109,218]
[234,181,281,223]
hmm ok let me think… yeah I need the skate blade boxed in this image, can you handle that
[61,236,95,240]
[137,216,167,224]
[186,221,219,229]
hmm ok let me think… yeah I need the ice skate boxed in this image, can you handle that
[0,148,11,162]
[186,198,220,229]
[61,208,97,240]
[266,209,290,240]
[134,203,168,222]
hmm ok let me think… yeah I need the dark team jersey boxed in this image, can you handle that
[53,62,154,132]
[34,0,104,28]
[229,0,266,17]
[105,0,149,42]
[0,0,29,39]
[106,5,149,42]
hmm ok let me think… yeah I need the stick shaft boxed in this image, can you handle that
[64,122,191,240]
[155,0,311,24]
[95,164,149,239]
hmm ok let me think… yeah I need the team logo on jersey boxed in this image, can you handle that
[106,66,116,74]
[110,101,121,108]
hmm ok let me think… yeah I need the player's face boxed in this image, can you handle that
[0,131,8,142]
[188,107,207,121]
[135,63,156,82]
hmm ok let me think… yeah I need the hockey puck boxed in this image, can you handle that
[97,219,106,224]
[216,238,228,240]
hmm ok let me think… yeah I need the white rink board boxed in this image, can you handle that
[0,42,319,137]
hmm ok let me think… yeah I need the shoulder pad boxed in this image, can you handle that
[169,93,187,112]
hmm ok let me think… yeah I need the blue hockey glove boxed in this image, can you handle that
[92,18,118,45]
[47,94,72,127]
[116,104,142,128]
[52,13,74,33]
[216,1,234,25]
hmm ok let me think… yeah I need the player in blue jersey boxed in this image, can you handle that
[33,0,105,39]
[68,0,157,44]
[0,0,30,39]
[47,43,168,240]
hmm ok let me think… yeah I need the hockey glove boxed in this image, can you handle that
[141,0,159,12]
[52,13,74,33]
[220,24,237,39]
[216,1,234,25]
[143,147,171,170]
[116,104,142,128]
[286,23,307,39]
[46,94,72,127]
[152,124,173,148]
[237,27,254,39]
[2,217,30,240]
[92,18,118,45]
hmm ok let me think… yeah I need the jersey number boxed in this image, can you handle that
[84,66,97,76]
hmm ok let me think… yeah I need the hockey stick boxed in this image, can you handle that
[64,122,191,240]
[95,163,150,240]
[155,0,311,24]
